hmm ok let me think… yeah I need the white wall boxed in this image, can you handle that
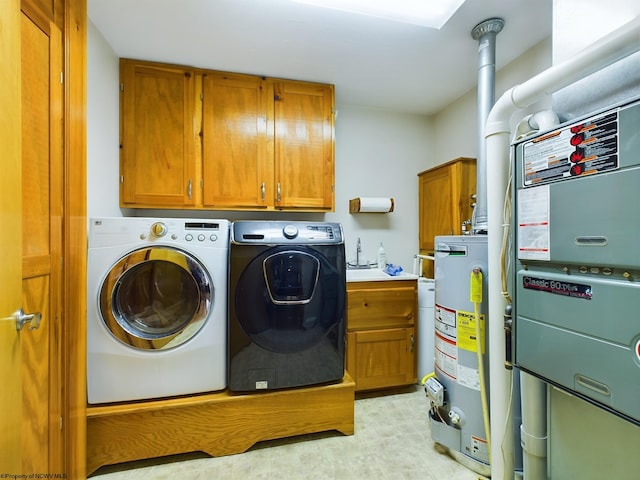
[87,20,121,218]
[327,105,433,269]
[87,21,433,271]
[431,38,553,166]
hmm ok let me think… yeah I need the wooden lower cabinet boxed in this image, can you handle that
[346,279,417,392]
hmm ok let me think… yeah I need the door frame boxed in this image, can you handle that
[62,0,87,478]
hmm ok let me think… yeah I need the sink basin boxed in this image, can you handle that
[346,268,418,282]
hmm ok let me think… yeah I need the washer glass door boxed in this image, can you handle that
[99,246,211,350]
[235,247,342,353]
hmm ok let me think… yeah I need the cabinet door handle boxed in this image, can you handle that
[187,179,192,200]
[276,182,281,203]
[261,182,266,202]
[410,333,414,353]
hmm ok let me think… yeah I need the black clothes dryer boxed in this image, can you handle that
[228,221,346,392]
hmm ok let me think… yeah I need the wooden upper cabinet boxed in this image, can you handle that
[120,59,197,207]
[418,157,476,275]
[119,58,335,211]
[274,80,335,210]
[201,72,271,208]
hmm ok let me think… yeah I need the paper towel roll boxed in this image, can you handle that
[349,197,394,213]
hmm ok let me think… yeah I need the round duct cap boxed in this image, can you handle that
[471,18,504,40]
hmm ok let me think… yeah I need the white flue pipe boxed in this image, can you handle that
[520,372,548,479]
[485,15,640,480]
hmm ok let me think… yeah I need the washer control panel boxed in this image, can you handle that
[232,221,343,245]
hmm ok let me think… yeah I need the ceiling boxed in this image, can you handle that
[88,0,552,115]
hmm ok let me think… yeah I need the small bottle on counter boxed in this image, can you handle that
[377,242,386,269]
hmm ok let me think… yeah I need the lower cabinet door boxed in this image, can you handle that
[347,327,416,391]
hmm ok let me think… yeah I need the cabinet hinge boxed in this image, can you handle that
[59,416,63,431]
[120,175,124,184]
[60,72,64,84]
[120,83,124,92]
[200,92,204,101]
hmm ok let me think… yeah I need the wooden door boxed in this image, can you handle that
[0,0,24,471]
[273,80,335,210]
[20,2,64,474]
[202,72,271,208]
[120,59,197,207]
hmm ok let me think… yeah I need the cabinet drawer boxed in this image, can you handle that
[346,281,416,330]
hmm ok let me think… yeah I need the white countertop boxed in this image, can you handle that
[346,268,418,282]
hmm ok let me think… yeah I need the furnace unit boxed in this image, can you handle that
[513,98,640,425]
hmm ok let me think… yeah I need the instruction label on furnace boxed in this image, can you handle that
[522,108,619,186]
[518,185,550,261]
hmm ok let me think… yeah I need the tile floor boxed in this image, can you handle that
[91,385,488,480]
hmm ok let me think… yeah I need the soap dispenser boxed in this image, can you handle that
[377,242,386,269]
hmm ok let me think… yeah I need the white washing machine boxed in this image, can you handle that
[87,217,229,404]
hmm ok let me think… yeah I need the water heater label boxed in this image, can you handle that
[435,332,457,380]
[522,276,592,300]
[457,310,485,354]
[522,108,619,186]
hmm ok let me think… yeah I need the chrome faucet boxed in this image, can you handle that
[356,237,362,266]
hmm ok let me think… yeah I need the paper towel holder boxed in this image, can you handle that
[349,197,394,213]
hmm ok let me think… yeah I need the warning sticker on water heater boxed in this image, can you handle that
[522,108,619,186]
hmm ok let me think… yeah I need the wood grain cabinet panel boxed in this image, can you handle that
[120,59,197,207]
[201,71,270,208]
[273,80,335,210]
[418,157,476,277]
[119,59,335,211]
[346,280,417,392]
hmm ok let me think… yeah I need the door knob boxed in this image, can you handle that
[15,308,42,331]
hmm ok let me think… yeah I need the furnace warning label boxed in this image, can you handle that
[518,185,550,261]
[522,276,593,300]
[522,108,619,186]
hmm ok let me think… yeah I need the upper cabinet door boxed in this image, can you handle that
[418,157,476,252]
[273,80,335,211]
[120,59,197,207]
[201,72,271,208]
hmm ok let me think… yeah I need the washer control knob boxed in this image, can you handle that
[151,222,167,238]
[283,225,298,239]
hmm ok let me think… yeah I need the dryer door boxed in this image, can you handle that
[99,246,211,350]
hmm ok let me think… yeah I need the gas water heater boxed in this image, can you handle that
[513,98,640,425]
[427,235,491,474]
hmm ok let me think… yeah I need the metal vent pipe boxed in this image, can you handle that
[471,18,504,234]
